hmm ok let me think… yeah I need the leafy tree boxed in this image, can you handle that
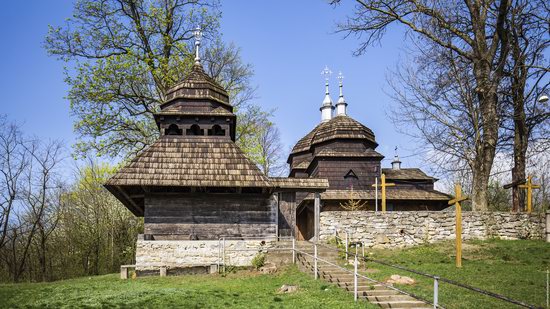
[332,0,519,211]
[45,0,277,165]
[241,113,286,177]
[61,161,142,276]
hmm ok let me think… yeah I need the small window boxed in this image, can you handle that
[344,169,358,180]
[165,124,182,136]
[208,124,225,136]
[186,124,204,136]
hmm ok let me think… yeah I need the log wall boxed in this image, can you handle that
[144,193,276,239]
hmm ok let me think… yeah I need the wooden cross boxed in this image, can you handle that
[448,184,468,268]
[372,173,395,212]
[518,175,541,213]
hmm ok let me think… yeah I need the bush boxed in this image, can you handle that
[251,253,266,270]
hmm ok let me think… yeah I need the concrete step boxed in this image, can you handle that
[345,285,395,293]
[360,289,401,296]
[336,281,388,290]
[295,241,431,309]
[372,300,430,308]
[366,294,412,302]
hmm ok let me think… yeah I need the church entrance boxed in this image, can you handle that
[296,204,314,241]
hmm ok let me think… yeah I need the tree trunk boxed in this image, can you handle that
[512,103,527,212]
[38,228,47,282]
[471,161,491,211]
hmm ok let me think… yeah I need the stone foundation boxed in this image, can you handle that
[320,211,547,248]
[135,237,276,270]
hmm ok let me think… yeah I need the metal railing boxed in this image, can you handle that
[293,240,432,306]
[214,236,542,308]
[310,238,541,309]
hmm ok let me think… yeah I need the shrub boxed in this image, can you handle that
[251,253,266,270]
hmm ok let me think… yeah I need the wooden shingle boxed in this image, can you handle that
[291,115,377,154]
[304,189,450,201]
[106,136,272,188]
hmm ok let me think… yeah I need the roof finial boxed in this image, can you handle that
[392,146,401,170]
[320,66,334,122]
[338,72,344,96]
[321,65,332,94]
[336,71,348,116]
[194,26,203,66]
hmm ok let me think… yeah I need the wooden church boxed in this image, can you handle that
[288,68,450,240]
[105,30,448,249]
[104,29,326,243]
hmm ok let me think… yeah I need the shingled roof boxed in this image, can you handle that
[155,106,235,117]
[382,168,437,181]
[315,149,384,158]
[269,177,329,191]
[105,136,272,188]
[303,189,450,201]
[162,64,230,107]
[290,115,377,155]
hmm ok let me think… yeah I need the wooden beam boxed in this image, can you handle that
[116,185,143,216]
[314,192,320,242]
[503,179,526,189]
[372,173,395,212]
[448,184,468,268]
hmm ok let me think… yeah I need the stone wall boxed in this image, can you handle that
[135,236,275,270]
[320,211,546,248]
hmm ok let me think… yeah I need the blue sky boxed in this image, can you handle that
[0,1,428,173]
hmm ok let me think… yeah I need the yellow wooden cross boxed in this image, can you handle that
[372,173,395,212]
[518,175,540,213]
[448,184,468,268]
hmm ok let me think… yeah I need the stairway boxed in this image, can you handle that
[295,242,432,309]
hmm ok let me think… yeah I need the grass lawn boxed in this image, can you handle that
[349,239,549,308]
[0,265,375,309]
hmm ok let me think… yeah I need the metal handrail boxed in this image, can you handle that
[215,236,539,308]
[294,246,433,306]
[313,241,539,309]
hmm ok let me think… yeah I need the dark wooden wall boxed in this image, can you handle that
[310,158,381,190]
[277,192,296,237]
[144,193,276,240]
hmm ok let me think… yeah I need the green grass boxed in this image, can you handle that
[0,265,375,309]
[348,239,550,309]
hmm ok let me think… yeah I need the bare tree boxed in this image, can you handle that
[340,189,367,211]
[7,140,65,282]
[0,117,28,251]
[332,0,513,210]
[499,0,549,211]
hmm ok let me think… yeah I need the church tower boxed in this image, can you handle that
[155,28,236,141]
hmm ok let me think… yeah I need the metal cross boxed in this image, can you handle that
[194,26,202,65]
[337,71,344,84]
[321,65,332,82]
